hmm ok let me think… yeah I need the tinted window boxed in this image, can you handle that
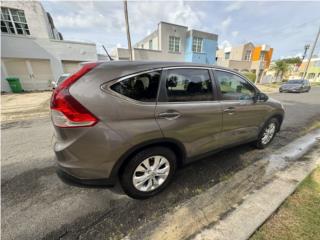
[166,69,213,102]
[215,70,256,100]
[111,71,160,102]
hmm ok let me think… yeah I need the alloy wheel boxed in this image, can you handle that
[261,122,276,145]
[132,156,170,192]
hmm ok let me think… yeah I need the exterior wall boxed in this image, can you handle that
[134,30,158,50]
[184,30,218,64]
[113,22,218,64]
[159,22,187,58]
[1,34,97,81]
[1,1,97,92]
[252,46,273,68]
[241,43,254,60]
[228,60,252,71]
[133,48,163,60]
[230,45,244,60]
[2,1,51,39]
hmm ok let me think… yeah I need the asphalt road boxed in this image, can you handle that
[2,87,320,240]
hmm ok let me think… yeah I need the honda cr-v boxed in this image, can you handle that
[51,61,284,199]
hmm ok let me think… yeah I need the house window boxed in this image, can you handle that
[192,37,203,53]
[169,36,180,52]
[260,52,266,61]
[244,50,252,61]
[149,39,152,49]
[1,7,30,35]
[225,52,230,60]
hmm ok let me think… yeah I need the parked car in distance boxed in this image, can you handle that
[51,73,70,89]
[51,61,285,199]
[279,79,311,93]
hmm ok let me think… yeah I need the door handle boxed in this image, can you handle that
[158,111,181,120]
[224,107,235,115]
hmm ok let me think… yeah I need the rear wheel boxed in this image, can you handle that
[120,147,177,199]
[254,118,279,149]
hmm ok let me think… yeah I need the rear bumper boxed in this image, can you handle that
[56,166,114,187]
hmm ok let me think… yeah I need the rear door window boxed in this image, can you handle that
[111,71,161,102]
[165,68,214,102]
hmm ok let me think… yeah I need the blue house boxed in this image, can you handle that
[184,30,218,65]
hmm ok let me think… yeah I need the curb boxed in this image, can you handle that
[192,148,320,240]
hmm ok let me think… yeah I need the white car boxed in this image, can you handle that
[52,73,70,89]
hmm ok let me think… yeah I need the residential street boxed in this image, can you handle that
[1,87,320,240]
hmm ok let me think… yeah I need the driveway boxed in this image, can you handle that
[1,87,320,240]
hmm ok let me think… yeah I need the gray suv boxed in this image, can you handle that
[51,61,284,199]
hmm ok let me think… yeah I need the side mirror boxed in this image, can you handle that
[253,92,268,102]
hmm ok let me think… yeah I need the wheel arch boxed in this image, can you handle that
[272,113,284,131]
[109,138,187,181]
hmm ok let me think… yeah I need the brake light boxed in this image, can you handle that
[51,62,100,128]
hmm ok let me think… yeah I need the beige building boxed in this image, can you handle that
[216,42,273,81]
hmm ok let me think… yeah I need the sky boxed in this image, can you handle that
[42,0,320,60]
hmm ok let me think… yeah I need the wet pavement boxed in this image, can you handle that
[1,87,320,240]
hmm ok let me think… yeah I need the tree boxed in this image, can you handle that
[282,57,302,65]
[270,60,290,80]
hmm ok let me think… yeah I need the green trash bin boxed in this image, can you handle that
[6,77,23,93]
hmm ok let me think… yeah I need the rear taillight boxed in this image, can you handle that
[51,62,100,128]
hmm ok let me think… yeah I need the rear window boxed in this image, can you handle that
[111,71,161,102]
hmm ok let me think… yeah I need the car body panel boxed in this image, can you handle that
[52,61,285,185]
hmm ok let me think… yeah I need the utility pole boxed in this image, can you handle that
[302,24,320,79]
[123,0,132,60]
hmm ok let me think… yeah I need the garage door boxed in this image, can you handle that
[3,58,53,91]
[3,58,31,90]
[62,61,81,74]
[29,59,53,90]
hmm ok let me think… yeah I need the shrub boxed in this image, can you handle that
[241,71,256,83]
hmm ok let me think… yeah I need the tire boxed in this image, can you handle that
[120,146,177,199]
[254,117,279,149]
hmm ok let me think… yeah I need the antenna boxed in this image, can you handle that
[102,45,113,61]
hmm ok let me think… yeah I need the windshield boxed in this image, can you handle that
[287,80,304,84]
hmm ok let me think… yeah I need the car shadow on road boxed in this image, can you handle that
[47,142,268,240]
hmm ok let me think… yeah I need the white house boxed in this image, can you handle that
[1,0,98,92]
[111,22,218,65]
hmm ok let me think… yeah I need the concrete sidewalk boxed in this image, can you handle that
[1,91,51,123]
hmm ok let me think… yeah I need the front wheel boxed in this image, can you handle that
[254,118,279,149]
[120,147,177,199]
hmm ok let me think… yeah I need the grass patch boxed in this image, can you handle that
[311,81,320,87]
[255,83,282,93]
[250,167,320,240]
